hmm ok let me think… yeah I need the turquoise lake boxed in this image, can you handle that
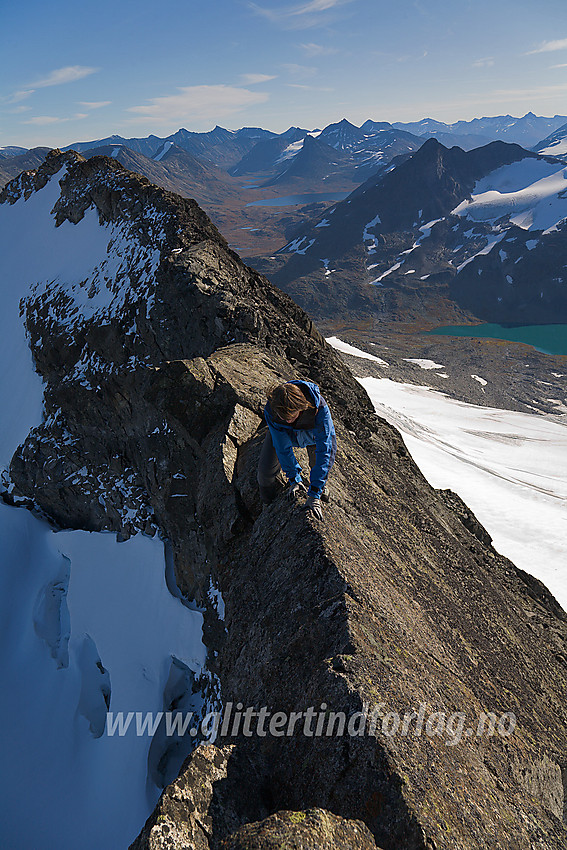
[425,323,567,356]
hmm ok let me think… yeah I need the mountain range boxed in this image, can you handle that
[251,137,567,325]
[4,112,566,191]
[392,111,567,148]
[3,113,567,329]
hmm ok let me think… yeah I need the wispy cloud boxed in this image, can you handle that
[550,63,567,69]
[29,66,99,88]
[78,100,111,109]
[472,57,494,68]
[1,67,99,113]
[23,112,90,125]
[286,83,334,91]
[127,85,268,125]
[0,90,34,105]
[238,73,277,85]
[299,42,340,56]
[486,82,567,101]
[24,116,66,125]
[249,0,353,30]
[526,38,567,55]
[281,63,317,78]
[372,49,428,63]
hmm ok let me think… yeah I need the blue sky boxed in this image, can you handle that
[2,0,567,148]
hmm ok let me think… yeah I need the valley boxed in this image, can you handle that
[3,116,567,422]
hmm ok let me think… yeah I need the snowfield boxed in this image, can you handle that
[362,377,567,611]
[0,161,213,849]
[452,157,567,232]
[326,337,566,611]
[0,508,208,849]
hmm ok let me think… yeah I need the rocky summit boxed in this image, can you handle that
[2,150,567,849]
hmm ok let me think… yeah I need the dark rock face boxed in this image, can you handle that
[130,743,379,850]
[262,134,351,187]
[2,151,567,849]
[0,146,51,189]
[129,744,270,850]
[228,128,308,177]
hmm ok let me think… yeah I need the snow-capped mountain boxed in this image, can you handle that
[229,126,309,176]
[532,121,567,158]
[262,134,351,186]
[230,121,424,186]
[0,149,225,849]
[393,112,567,148]
[262,139,567,324]
[317,118,367,150]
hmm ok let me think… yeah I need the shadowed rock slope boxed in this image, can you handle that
[2,151,566,849]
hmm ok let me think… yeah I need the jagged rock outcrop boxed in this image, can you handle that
[2,150,567,849]
[130,742,379,849]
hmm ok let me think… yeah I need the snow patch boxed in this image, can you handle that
[471,374,488,386]
[326,336,389,365]
[452,159,567,232]
[362,213,382,254]
[403,358,445,370]
[456,232,507,272]
[153,140,174,162]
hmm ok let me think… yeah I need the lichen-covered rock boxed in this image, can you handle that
[130,743,270,850]
[219,808,379,849]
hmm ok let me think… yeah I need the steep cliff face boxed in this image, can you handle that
[2,151,566,849]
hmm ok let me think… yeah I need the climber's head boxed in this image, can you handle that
[268,382,314,424]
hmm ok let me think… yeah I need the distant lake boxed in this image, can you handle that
[426,323,567,356]
[246,191,350,207]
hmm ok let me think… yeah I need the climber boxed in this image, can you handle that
[257,380,336,520]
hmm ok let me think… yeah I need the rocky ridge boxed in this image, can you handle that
[2,150,567,849]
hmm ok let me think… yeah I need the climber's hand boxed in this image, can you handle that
[287,481,308,501]
[305,495,323,521]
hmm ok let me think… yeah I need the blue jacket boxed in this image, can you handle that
[264,380,337,499]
